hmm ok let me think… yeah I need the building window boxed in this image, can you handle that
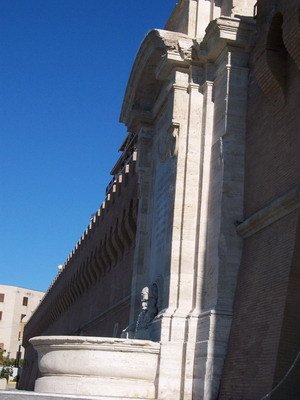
[0,293,4,302]
[22,296,28,306]
[20,314,26,322]
[0,343,4,351]
[0,311,2,320]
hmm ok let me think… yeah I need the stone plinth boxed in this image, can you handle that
[30,336,160,399]
[0,390,149,400]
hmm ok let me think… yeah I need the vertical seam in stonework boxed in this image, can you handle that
[191,86,204,312]
[178,78,193,400]
[176,100,189,309]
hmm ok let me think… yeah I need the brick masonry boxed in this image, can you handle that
[219,1,300,398]
[19,156,138,390]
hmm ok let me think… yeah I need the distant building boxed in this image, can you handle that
[0,285,44,360]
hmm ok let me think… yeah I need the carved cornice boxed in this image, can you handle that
[195,17,256,64]
[121,18,256,129]
[120,29,194,128]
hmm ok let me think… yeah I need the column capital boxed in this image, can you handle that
[195,16,256,66]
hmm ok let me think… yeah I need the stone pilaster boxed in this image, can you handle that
[156,17,255,400]
[157,67,204,400]
[191,21,254,400]
[127,126,154,334]
[183,79,215,400]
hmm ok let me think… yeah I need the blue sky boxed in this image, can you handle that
[0,0,177,292]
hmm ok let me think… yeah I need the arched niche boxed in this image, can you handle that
[266,12,288,89]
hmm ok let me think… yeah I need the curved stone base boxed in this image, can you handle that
[30,336,160,399]
[34,375,155,398]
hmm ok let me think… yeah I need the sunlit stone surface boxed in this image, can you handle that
[31,336,160,399]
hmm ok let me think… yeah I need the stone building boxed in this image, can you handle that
[19,0,300,399]
[0,285,44,360]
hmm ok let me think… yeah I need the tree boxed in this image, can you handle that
[0,350,4,365]
[0,351,17,367]
[0,366,13,382]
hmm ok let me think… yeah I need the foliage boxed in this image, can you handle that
[3,358,16,367]
[0,350,23,368]
[0,366,13,382]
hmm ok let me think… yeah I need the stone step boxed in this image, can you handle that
[0,391,152,400]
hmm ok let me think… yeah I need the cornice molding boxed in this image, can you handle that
[195,16,256,64]
[120,29,193,128]
[120,18,256,129]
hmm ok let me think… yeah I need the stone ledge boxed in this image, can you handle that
[0,391,150,400]
[237,186,300,238]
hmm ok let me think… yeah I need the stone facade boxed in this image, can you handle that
[19,0,300,399]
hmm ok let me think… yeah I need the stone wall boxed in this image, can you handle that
[19,154,138,391]
[18,1,300,398]
[119,14,256,398]
[219,0,300,398]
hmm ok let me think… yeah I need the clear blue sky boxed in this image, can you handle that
[0,0,177,292]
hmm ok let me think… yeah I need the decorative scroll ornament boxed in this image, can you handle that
[158,123,179,162]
